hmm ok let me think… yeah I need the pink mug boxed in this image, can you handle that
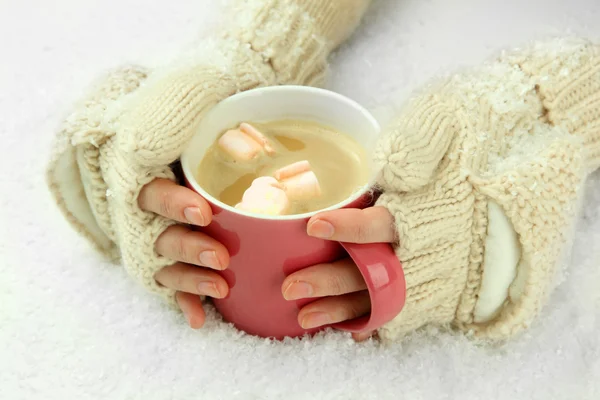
[181,86,406,339]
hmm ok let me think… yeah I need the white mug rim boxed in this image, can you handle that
[181,85,381,221]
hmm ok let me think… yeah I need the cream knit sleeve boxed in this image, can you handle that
[374,38,600,342]
[46,0,372,304]
[503,38,600,170]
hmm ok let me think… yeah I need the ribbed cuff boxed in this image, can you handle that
[374,182,485,341]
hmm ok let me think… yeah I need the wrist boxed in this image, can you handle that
[374,187,484,341]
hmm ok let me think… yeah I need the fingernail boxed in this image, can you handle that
[301,312,332,329]
[307,220,334,239]
[199,250,222,270]
[184,207,205,226]
[283,281,314,300]
[198,281,222,298]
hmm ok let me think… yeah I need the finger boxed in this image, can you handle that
[306,206,396,243]
[297,291,371,329]
[352,331,375,342]
[176,291,206,329]
[282,258,366,300]
[155,262,229,299]
[155,225,229,270]
[138,178,212,226]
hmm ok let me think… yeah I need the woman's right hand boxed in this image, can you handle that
[138,178,230,329]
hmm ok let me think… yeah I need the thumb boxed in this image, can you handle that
[116,65,232,168]
[114,36,279,168]
[375,93,458,193]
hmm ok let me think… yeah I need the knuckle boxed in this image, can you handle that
[174,291,184,308]
[353,223,369,243]
[154,226,172,255]
[154,263,183,291]
[325,272,347,295]
[174,232,191,262]
[175,270,186,291]
[342,300,363,321]
[158,190,176,218]
[138,185,150,209]
[153,268,166,286]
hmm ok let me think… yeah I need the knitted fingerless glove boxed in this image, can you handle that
[375,38,600,341]
[46,0,372,305]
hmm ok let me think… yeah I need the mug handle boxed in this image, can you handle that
[332,242,406,333]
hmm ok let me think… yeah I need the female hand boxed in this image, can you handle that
[281,206,397,342]
[138,178,230,329]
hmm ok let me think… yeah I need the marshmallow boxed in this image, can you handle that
[274,161,322,201]
[240,123,275,155]
[235,177,290,215]
[218,123,274,161]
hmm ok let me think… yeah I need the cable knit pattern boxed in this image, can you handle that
[226,0,372,86]
[375,38,600,342]
[46,0,372,306]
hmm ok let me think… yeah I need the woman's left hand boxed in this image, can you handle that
[281,206,396,342]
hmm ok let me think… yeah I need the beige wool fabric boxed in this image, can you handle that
[375,38,600,341]
[46,0,373,306]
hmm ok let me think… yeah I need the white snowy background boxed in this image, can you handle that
[1,0,599,399]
